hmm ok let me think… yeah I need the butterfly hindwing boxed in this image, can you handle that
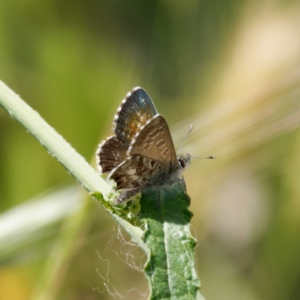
[109,154,167,190]
[96,136,127,173]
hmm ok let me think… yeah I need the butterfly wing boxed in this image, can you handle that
[109,154,166,190]
[114,87,158,146]
[96,136,127,174]
[109,115,178,190]
[128,115,178,170]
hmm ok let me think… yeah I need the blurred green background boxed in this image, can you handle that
[1,1,300,299]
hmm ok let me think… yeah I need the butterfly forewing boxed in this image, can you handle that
[128,115,178,171]
[114,87,158,146]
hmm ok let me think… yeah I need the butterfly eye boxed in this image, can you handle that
[178,158,186,169]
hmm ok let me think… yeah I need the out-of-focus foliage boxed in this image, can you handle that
[1,0,300,299]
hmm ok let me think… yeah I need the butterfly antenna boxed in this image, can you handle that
[191,155,216,159]
[177,124,193,155]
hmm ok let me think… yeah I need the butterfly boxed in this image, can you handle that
[96,87,192,204]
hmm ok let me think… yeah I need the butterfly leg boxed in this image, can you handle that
[114,187,143,205]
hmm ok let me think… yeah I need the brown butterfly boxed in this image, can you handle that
[96,87,205,204]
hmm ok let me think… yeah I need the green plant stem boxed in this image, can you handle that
[0,80,109,195]
[0,80,145,252]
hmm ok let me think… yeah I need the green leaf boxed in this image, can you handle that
[140,180,202,300]
[93,181,204,300]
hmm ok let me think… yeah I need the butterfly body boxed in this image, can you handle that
[96,87,190,204]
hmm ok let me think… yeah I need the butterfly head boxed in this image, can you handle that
[177,153,191,170]
[177,153,216,170]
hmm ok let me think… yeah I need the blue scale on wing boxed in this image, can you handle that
[114,88,158,146]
